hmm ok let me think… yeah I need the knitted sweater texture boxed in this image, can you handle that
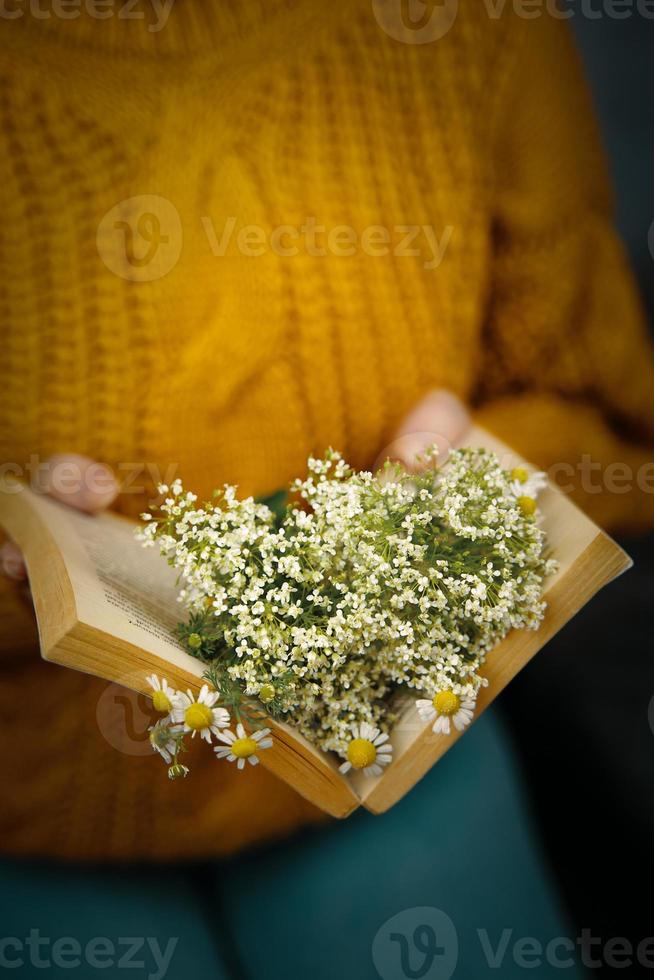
[1,2,653,859]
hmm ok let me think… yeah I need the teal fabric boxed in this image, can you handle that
[0,707,586,979]
[0,862,229,978]
[215,708,586,979]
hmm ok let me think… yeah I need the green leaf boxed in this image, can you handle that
[256,488,288,525]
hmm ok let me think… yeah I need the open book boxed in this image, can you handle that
[0,426,631,817]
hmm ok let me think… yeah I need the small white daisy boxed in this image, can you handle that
[172,684,230,743]
[148,720,182,764]
[214,723,273,769]
[417,691,476,736]
[338,723,393,778]
[146,674,178,720]
[508,466,547,500]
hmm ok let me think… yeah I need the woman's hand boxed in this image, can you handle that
[377,388,470,472]
[0,393,468,581]
[0,454,118,584]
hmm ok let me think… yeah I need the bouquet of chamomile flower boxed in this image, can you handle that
[138,448,555,780]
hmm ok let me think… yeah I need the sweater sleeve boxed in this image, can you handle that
[474,12,654,532]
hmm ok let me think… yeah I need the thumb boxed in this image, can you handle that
[36,454,120,514]
[1,455,119,584]
[377,389,470,472]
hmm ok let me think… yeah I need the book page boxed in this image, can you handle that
[27,491,205,676]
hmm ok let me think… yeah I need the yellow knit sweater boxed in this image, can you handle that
[1,2,654,861]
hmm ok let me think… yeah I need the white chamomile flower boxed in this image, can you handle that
[338,722,393,778]
[172,684,230,743]
[148,720,182,764]
[416,691,476,736]
[214,723,273,769]
[146,674,178,720]
[509,467,547,502]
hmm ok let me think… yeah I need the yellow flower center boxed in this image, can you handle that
[518,495,537,516]
[187,632,203,650]
[511,467,529,484]
[231,737,258,759]
[185,703,213,730]
[152,690,172,714]
[433,691,461,716]
[259,684,276,704]
[347,738,377,769]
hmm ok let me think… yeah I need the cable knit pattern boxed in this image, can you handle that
[0,2,653,860]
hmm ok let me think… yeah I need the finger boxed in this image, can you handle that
[377,389,470,472]
[37,454,119,513]
[0,539,27,581]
